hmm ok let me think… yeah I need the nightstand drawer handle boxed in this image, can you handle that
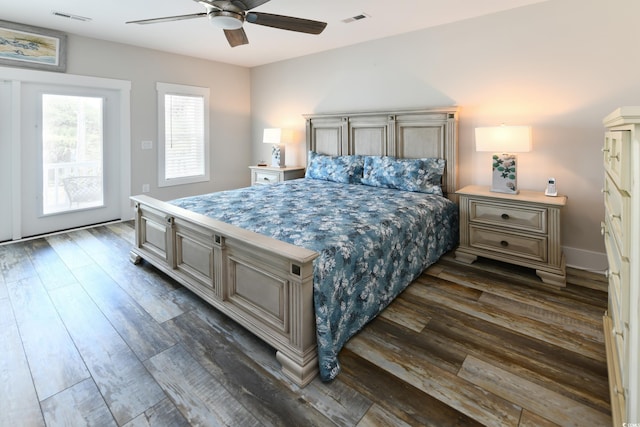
[500,240,509,247]
[501,213,510,220]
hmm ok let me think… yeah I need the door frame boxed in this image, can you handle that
[0,66,131,241]
[0,81,17,241]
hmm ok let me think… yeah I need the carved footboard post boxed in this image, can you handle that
[276,259,318,387]
[165,216,176,269]
[130,202,143,264]
[212,234,226,300]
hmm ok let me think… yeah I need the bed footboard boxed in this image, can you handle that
[130,195,319,387]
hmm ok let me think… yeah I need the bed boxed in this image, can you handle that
[129,107,459,386]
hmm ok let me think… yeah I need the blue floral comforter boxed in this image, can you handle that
[170,178,458,381]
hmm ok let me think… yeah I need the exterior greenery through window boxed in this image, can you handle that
[157,82,210,187]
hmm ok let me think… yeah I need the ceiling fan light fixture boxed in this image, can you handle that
[209,11,244,30]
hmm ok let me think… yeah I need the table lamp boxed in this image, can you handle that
[475,125,531,194]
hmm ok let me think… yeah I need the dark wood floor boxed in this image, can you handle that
[0,222,611,426]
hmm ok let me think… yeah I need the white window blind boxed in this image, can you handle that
[164,93,204,179]
[157,82,210,187]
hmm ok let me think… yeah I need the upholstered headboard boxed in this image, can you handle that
[304,107,459,201]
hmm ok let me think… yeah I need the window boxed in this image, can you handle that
[157,82,210,187]
[41,93,105,214]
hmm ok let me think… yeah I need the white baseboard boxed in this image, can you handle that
[563,246,608,274]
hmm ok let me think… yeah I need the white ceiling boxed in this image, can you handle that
[1,0,549,68]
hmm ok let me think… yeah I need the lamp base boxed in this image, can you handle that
[490,153,519,194]
[271,144,285,168]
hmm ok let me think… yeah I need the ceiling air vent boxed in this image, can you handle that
[342,13,370,24]
[52,11,92,22]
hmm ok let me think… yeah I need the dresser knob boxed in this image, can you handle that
[601,188,609,195]
[605,269,620,279]
[600,222,608,236]
[601,147,610,153]
[609,154,620,161]
[500,240,509,247]
[610,214,621,220]
[501,213,510,220]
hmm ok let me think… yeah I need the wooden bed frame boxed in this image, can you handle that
[129,107,459,387]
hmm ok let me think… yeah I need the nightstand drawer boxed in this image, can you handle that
[469,200,547,234]
[254,171,280,185]
[469,225,547,262]
[249,166,305,186]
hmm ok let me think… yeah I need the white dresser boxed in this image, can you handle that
[602,107,640,425]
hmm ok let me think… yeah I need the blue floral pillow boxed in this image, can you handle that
[305,152,364,184]
[361,156,445,195]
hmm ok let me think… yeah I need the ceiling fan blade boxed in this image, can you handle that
[246,12,327,35]
[126,13,207,25]
[224,28,249,47]
[231,0,270,11]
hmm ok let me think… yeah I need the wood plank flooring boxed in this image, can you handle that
[0,222,611,426]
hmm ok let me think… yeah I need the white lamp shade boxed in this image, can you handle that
[263,128,282,144]
[475,126,532,153]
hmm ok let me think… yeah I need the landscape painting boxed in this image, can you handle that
[0,20,67,72]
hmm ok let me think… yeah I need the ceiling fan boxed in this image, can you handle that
[126,0,327,47]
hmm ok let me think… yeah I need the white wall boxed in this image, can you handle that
[66,34,252,201]
[250,0,640,270]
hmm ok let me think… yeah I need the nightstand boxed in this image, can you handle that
[454,185,567,286]
[249,166,305,186]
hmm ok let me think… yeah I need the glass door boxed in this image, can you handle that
[21,84,121,237]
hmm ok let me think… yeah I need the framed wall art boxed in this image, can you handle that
[0,20,67,72]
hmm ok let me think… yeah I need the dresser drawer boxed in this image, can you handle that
[603,131,631,193]
[469,225,547,262]
[603,217,630,331]
[469,200,547,234]
[603,173,631,258]
[608,285,629,394]
[254,171,280,185]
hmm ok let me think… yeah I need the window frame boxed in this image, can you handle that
[157,82,210,188]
